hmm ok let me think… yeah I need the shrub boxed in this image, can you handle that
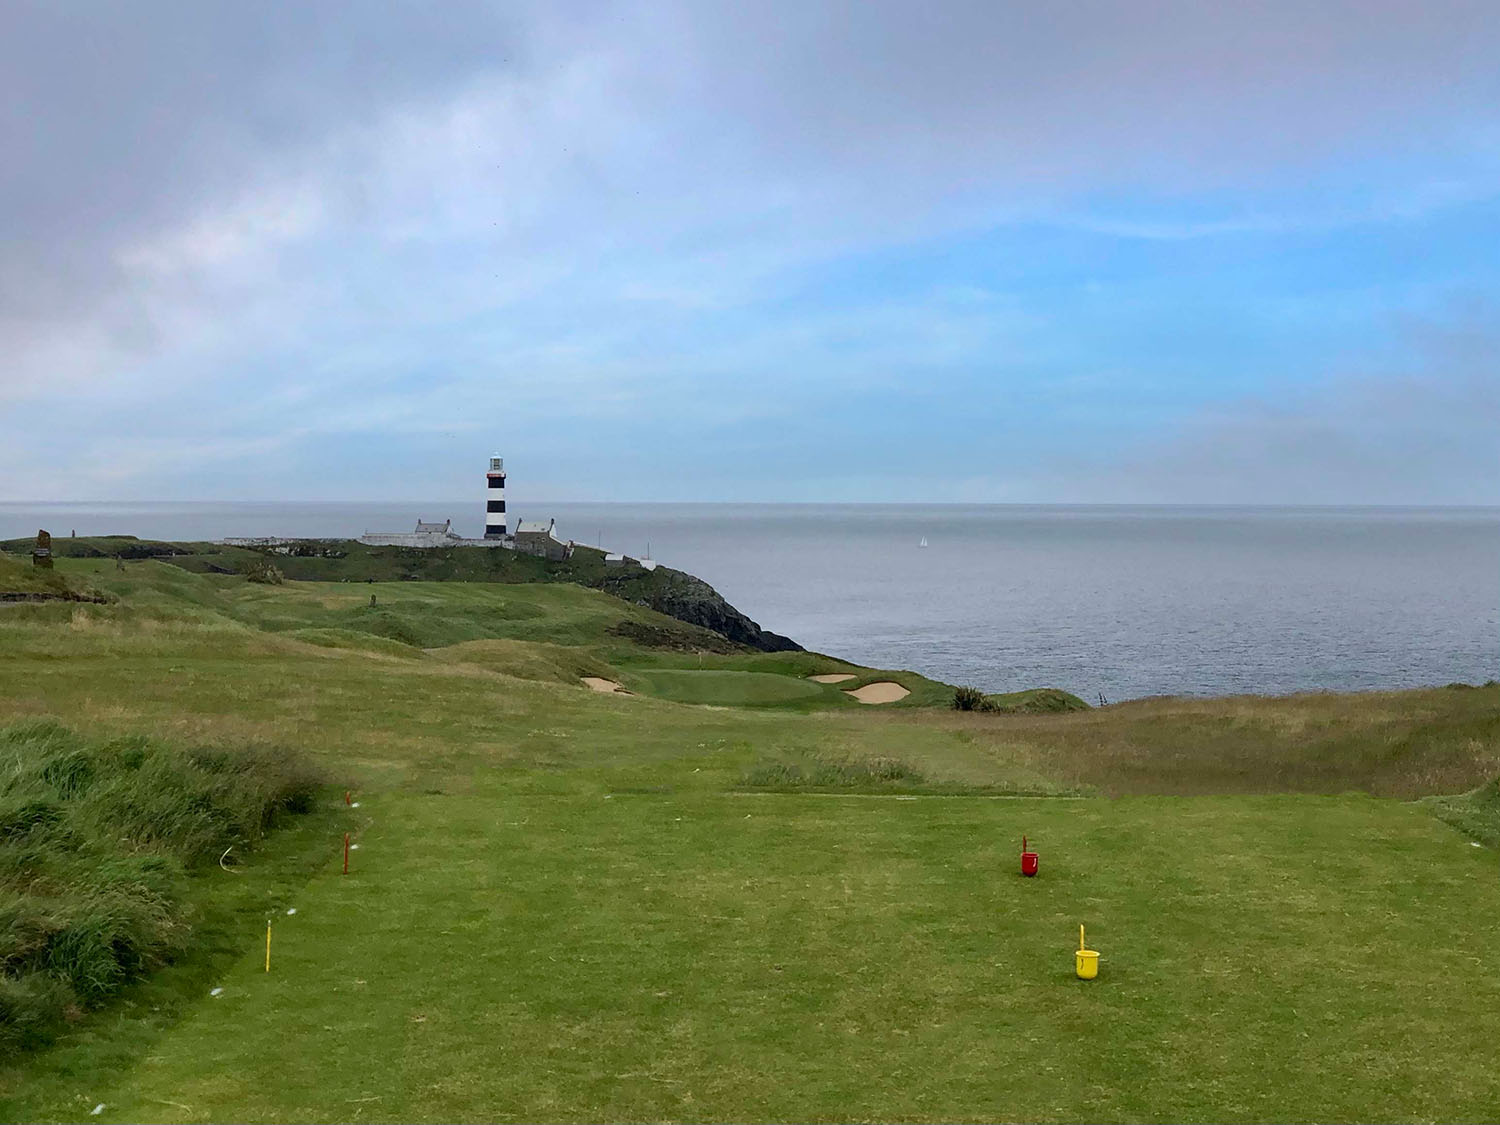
[242,559,284,585]
[0,722,322,1056]
[952,685,990,711]
[0,972,75,1055]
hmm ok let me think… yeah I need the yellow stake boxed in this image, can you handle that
[1079,923,1085,952]
[265,919,271,973]
[1075,922,1100,980]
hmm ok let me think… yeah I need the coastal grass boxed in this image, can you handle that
[921,683,1500,798]
[2,560,1500,1120]
[0,721,321,1055]
[0,535,799,651]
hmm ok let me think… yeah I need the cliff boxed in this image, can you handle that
[4,535,802,654]
[590,564,801,652]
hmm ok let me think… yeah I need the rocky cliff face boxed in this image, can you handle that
[590,566,802,653]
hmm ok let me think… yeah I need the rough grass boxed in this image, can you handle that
[985,687,1089,714]
[741,753,928,789]
[919,684,1500,797]
[0,721,321,1055]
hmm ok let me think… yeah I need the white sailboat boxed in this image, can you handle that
[918,536,929,548]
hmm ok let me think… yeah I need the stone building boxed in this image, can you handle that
[513,518,572,561]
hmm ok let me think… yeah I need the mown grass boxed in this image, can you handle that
[1,558,1499,1121]
[626,669,830,708]
[9,789,1500,1123]
[1425,775,1500,848]
[0,721,321,1055]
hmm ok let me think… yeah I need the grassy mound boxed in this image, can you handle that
[0,553,102,602]
[1425,776,1500,847]
[0,721,320,1055]
[285,627,425,659]
[431,638,622,685]
[987,687,1090,713]
[954,685,1090,713]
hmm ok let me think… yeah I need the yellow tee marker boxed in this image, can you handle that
[265,918,272,973]
[1076,923,1099,980]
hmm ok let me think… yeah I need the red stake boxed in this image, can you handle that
[345,789,351,806]
[343,832,350,875]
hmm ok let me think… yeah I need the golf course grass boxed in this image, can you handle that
[2,552,1499,1122]
[625,668,830,707]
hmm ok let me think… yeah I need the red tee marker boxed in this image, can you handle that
[343,832,350,875]
[1021,835,1038,877]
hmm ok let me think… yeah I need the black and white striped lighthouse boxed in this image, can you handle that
[484,454,507,538]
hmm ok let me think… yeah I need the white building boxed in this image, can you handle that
[358,519,468,548]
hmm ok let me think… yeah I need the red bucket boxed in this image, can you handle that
[1021,836,1038,877]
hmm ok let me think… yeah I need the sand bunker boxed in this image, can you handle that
[581,677,630,694]
[844,682,911,704]
[808,673,857,684]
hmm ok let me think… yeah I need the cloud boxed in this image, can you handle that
[2,1,1499,500]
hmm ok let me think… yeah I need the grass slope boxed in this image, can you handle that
[0,553,101,602]
[0,535,798,651]
[1,559,1498,1121]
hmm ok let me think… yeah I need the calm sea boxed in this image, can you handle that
[3,501,1496,701]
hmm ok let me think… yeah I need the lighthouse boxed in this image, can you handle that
[484,454,507,538]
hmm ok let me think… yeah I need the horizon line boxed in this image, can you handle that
[3,499,1498,511]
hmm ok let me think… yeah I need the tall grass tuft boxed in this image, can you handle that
[952,686,989,711]
[742,754,926,790]
[0,720,321,1054]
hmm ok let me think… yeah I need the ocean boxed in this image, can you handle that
[2,501,1496,701]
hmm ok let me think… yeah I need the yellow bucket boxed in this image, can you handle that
[1075,949,1100,980]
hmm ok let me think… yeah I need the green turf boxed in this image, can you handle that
[0,553,102,601]
[626,668,831,706]
[2,557,1499,1122]
[9,789,1500,1123]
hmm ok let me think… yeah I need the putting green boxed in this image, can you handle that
[628,668,829,706]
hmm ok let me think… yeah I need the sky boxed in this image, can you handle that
[2,0,1498,504]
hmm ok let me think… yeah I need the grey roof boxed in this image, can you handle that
[413,519,452,533]
[515,519,555,535]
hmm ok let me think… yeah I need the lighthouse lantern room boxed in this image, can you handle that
[484,454,507,539]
